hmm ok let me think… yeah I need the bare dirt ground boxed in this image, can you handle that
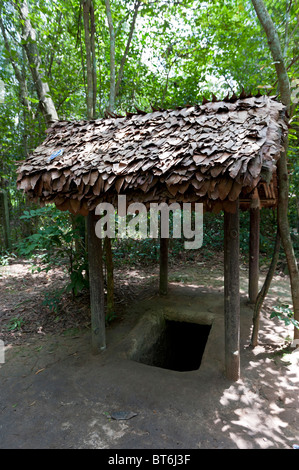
[0,254,298,450]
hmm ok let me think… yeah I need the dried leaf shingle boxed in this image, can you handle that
[16,95,287,214]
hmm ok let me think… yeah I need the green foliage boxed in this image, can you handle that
[271,304,299,330]
[17,205,88,295]
[5,317,25,331]
[202,213,224,251]
[109,207,293,266]
[105,309,117,325]
[0,251,16,266]
[113,238,159,265]
[42,288,65,314]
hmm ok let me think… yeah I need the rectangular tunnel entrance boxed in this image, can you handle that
[136,320,211,372]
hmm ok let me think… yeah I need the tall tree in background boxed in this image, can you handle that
[104,0,116,113]
[0,9,32,119]
[251,0,299,342]
[15,0,58,125]
[105,0,141,113]
[0,0,60,245]
[83,0,97,119]
[0,7,34,157]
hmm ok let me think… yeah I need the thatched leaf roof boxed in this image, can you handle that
[17,94,287,215]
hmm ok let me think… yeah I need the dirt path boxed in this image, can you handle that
[0,257,298,449]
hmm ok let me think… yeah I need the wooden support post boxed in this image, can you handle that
[104,237,114,317]
[249,207,260,303]
[87,210,106,354]
[224,204,240,381]
[159,237,169,295]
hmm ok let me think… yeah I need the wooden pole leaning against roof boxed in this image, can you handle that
[224,201,240,381]
[87,210,106,354]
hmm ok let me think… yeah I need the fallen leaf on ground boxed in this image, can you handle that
[110,411,138,420]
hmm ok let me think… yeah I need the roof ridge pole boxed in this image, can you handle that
[224,201,240,381]
[87,210,106,354]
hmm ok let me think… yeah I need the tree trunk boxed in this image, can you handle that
[0,11,34,156]
[16,0,58,126]
[115,1,141,98]
[0,190,11,250]
[83,0,96,119]
[70,213,86,254]
[251,0,299,341]
[277,154,299,340]
[105,0,141,112]
[0,10,32,117]
[251,228,281,347]
[90,1,97,117]
[105,0,116,113]
[251,0,290,106]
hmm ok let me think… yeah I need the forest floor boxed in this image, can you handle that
[0,252,298,450]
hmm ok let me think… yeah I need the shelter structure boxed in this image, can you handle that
[17,93,288,381]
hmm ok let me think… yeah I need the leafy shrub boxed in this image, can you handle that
[16,205,88,295]
[5,317,25,331]
[271,304,299,330]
